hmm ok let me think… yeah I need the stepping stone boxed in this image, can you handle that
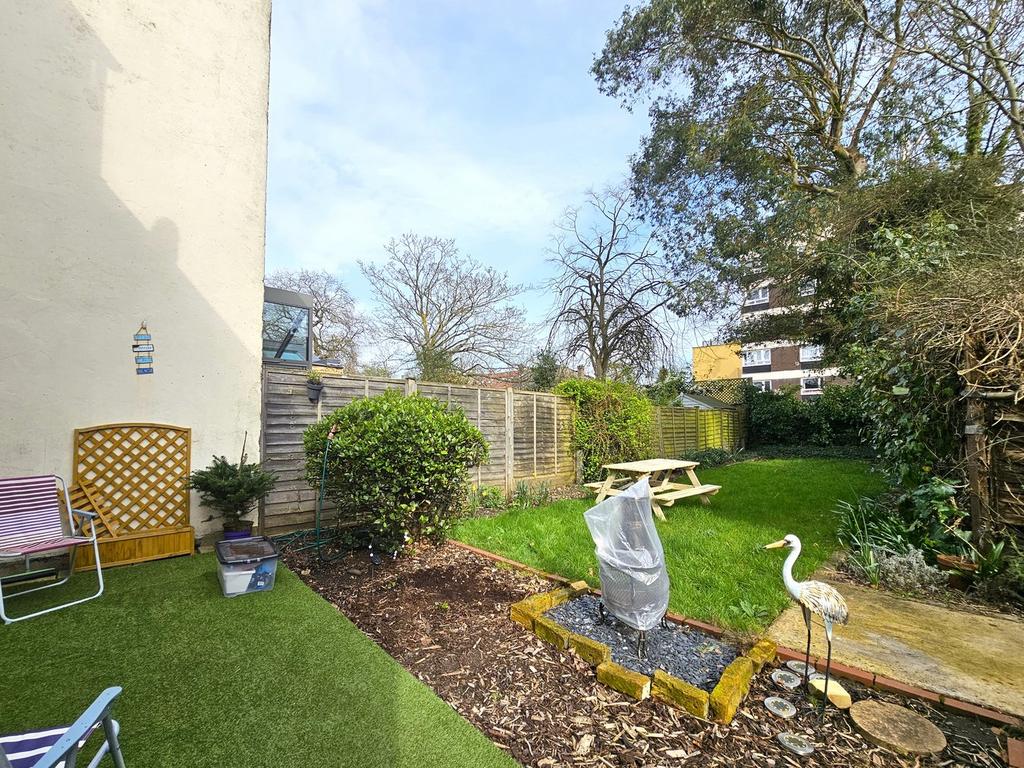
[850,700,947,755]
[807,678,852,709]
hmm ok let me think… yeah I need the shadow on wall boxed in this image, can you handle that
[1,0,261,485]
[0,3,457,767]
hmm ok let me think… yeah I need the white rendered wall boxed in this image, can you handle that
[0,0,272,533]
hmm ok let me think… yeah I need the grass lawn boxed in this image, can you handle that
[1,554,516,768]
[455,458,885,632]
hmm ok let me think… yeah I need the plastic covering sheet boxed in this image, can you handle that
[583,476,670,631]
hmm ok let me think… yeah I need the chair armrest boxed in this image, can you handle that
[32,687,122,768]
[71,508,98,519]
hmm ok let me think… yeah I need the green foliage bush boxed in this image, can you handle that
[304,391,487,550]
[749,444,874,460]
[835,477,968,585]
[189,455,277,527]
[678,448,734,467]
[745,386,812,444]
[745,384,867,447]
[555,378,652,481]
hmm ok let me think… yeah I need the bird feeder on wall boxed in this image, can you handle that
[133,322,154,375]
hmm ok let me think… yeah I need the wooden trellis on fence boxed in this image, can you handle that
[70,422,194,569]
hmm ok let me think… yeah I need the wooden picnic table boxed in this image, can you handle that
[584,458,721,521]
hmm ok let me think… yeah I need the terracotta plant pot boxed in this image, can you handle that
[936,553,976,591]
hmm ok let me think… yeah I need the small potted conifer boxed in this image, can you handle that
[190,436,277,540]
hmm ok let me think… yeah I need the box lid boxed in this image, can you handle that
[215,536,279,565]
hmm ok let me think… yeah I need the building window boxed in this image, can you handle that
[742,348,771,367]
[744,286,770,306]
[263,287,313,363]
[798,279,817,297]
[752,380,772,393]
[799,344,824,362]
[801,376,823,393]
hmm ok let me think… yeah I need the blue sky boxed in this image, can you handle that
[266,1,649,315]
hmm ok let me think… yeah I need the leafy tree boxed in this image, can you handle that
[801,160,1023,483]
[645,367,693,406]
[266,269,366,368]
[547,186,673,378]
[592,0,951,318]
[361,234,527,376]
[529,349,561,391]
[858,0,1024,162]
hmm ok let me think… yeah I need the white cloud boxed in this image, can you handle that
[266,0,651,331]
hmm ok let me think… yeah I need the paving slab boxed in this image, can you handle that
[769,580,1024,717]
[850,699,947,754]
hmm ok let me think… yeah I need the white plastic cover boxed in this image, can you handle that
[583,476,670,631]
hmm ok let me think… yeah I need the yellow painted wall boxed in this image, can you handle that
[0,0,271,534]
[692,344,741,380]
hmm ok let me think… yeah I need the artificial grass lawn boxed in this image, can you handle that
[455,458,885,632]
[1,555,517,768]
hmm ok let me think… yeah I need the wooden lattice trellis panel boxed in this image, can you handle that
[72,423,193,569]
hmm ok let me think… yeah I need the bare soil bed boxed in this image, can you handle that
[285,541,1007,767]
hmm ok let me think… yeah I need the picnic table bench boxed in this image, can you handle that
[584,458,721,520]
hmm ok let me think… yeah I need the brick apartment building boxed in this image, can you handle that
[692,279,840,399]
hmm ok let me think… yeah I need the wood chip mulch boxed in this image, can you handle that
[284,542,1009,768]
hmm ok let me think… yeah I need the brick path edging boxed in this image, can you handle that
[450,539,1024,729]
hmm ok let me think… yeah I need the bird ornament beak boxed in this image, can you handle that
[764,539,788,550]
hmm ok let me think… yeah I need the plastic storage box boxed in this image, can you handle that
[215,536,279,597]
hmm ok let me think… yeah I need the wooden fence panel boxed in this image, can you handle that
[651,405,744,457]
[259,366,575,536]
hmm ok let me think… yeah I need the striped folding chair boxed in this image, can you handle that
[0,475,104,624]
[0,687,126,768]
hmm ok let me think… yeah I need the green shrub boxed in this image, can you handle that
[304,391,487,551]
[473,485,506,509]
[554,378,652,482]
[835,477,972,586]
[189,454,277,529]
[749,444,875,460]
[809,385,865,445]
[745,383,867,447]
[508,481,552,509]
[745,386,812,445]
[679,448,734,467]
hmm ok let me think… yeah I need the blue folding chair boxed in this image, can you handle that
[0,688,125,768]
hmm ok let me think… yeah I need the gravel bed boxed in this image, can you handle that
[546,594,740,691]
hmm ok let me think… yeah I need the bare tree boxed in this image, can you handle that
[266,268,367,369]
[546,186,674,380]
[360,234,527,378]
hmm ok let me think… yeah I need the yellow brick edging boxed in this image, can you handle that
[510,588,775,723]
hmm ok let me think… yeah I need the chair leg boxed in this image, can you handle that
[0,540,104,623]
[100,717,125,768]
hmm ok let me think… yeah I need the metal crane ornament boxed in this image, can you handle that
[765,534,849,713]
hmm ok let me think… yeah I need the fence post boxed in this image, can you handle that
[532,393,538,477]
[476,388,482,486]
[505,387,515,492]
[694,408,702,450]
[553,398,559,476]
[405,377,417,395]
